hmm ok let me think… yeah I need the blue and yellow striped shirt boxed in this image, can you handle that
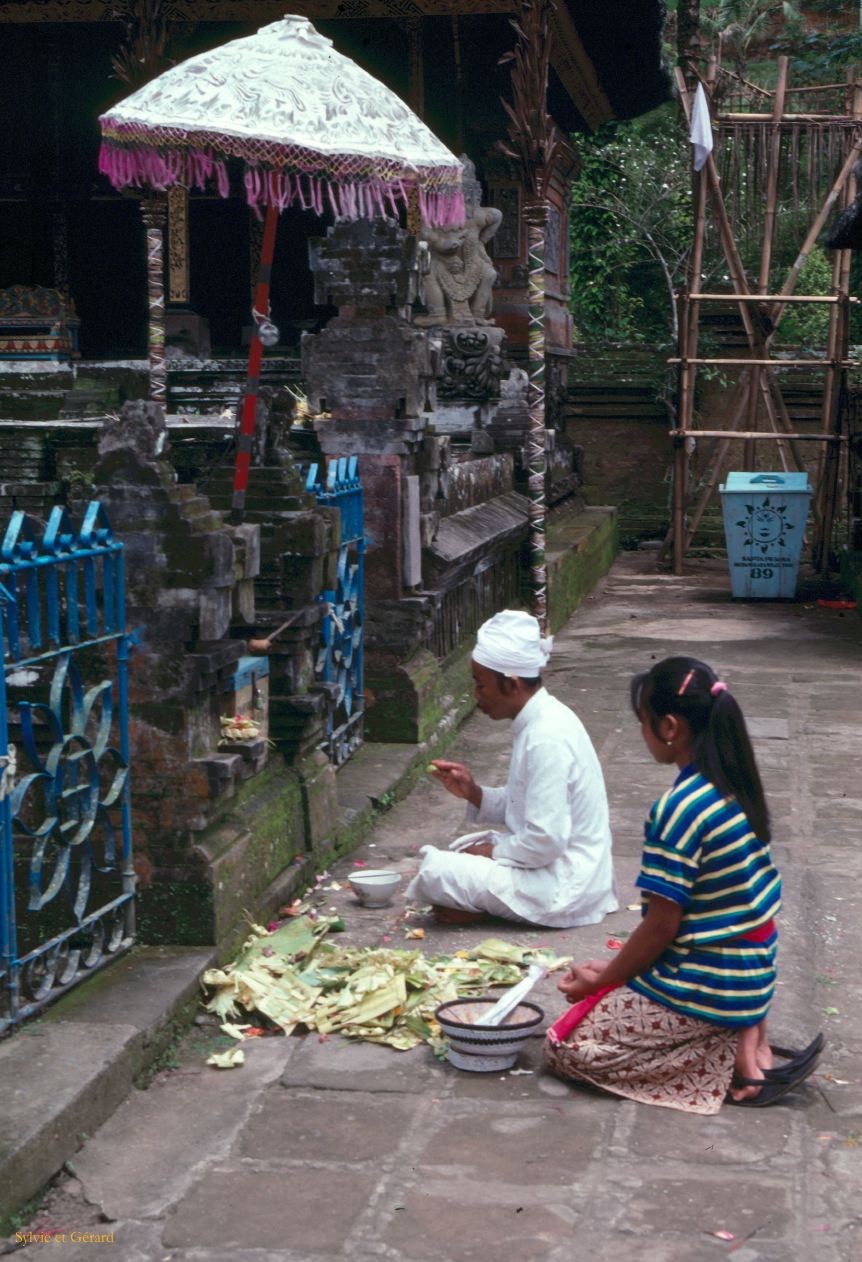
[627,766,781,1027]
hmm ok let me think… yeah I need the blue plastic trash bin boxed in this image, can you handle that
[719,471,812,599]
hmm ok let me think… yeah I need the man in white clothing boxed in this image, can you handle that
[406,610,618,928]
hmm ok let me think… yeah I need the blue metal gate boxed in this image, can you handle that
[0,502,134,1033]
[306,457,364,766]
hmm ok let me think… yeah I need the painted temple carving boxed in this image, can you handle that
[416,160,502,328]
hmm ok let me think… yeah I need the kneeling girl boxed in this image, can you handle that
[546,656,818,1114]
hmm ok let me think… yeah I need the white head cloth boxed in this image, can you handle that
[472,610,553,677]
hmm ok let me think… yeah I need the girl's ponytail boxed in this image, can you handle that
[632,656,770,842]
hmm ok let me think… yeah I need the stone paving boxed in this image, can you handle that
[8,552,862,1262]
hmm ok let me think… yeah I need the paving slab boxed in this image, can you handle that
[279,1033,450,1094]
[162,1167,379,1252]
[73,1038,294,1220]
[610,1172,794,1241]
[376,1187,579,1262]
[412,1098,603,1182]
[239,1087,419,1163]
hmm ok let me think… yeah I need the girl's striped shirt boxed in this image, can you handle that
[627,766,781,1027]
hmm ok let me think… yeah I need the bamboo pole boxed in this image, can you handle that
[758,65,790,291]
[672,291,691,575]
[814,74,861,569]
[718,112,860,121]
[745,57,789,471]
[671,430,845,442]
[687,293,857,303]
[669,57,711,574]
[669,357,853,366]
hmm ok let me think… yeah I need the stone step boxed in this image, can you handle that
[0,946,214,1228]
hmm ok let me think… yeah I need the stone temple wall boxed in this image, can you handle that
[0,215,597,952]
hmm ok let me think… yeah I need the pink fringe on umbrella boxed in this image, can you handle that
[98,139,465,226]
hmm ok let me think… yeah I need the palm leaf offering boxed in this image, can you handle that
[202,915,568,1063]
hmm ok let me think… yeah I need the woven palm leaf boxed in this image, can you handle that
[498,0,559,202]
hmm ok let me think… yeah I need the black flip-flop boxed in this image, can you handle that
[769,1033,825,1068]
[766,1033,825,1080]
[727,1057,816,1108]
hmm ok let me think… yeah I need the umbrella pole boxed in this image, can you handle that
[231,203,279,523]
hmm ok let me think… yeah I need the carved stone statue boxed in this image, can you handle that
[415,158,502,328]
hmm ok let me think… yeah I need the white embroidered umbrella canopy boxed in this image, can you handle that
[98,14,464,226]
[98,14,463,516]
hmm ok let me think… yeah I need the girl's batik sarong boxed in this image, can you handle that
[544,987,738,1115]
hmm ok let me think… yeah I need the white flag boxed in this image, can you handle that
[689,82,713,172]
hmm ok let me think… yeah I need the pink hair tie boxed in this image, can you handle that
[710,680,728,696]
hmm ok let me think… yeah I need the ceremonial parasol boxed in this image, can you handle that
[98,15,464,515]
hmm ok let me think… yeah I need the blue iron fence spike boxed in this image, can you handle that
[2,512,35,564]
[43,506,78,556]
[80,502,114,549]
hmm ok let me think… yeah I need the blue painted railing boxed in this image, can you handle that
[0,503,134,1032]
[305,457,365,766]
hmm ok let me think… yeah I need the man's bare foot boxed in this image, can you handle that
[431,904,486,926]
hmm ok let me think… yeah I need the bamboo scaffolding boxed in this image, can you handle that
[664,62,861,573]
[679,75,808,480]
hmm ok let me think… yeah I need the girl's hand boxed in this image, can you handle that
[558,894,683,999]
[557,961,608,1002]
[428,760,481,808]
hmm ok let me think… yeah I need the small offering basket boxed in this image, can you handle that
[435,997,544,1072]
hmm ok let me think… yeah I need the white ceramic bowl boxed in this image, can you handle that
[347,868,401,908]
[435,997,544,1072]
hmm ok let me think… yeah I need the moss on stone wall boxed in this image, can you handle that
[547,507,618,633]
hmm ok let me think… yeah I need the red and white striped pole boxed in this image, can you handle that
[231,202,279,522]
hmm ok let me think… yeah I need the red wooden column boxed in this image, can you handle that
[231,203,279,522]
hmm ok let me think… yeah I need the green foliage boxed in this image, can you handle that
[569,106,695,345]
[773,248,833,349]
[770,1,862,77]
